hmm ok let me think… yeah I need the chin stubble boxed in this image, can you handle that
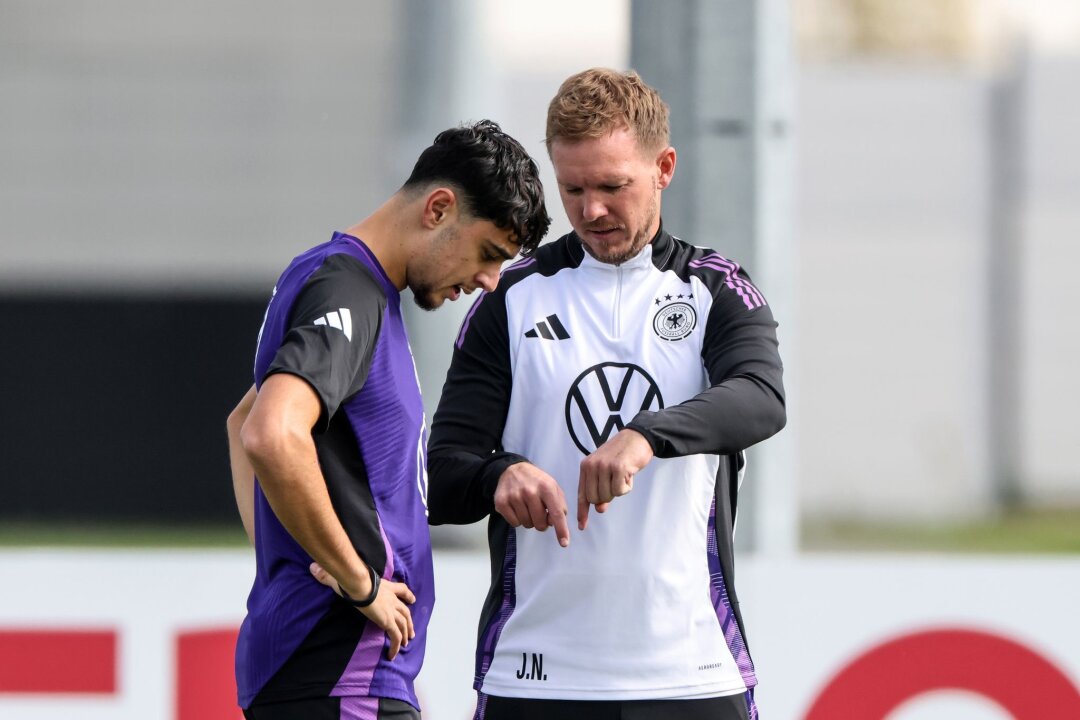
[410,285,439,311]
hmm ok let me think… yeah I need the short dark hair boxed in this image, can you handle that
[403,120,551,257]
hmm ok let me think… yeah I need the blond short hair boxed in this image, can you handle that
[545,68,670,155]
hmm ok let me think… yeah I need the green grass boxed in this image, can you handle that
[803,506,1080,554]
[0,522,250,548]
[3,507,1079,553]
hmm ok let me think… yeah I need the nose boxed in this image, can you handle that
[475,266,499,293]
[582,192,607,222]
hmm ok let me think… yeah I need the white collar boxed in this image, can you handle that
[578,240,654,271]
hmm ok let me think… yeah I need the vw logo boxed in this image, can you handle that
[565,362,664,455]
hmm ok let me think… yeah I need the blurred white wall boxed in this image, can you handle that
[0,0,400,291]
[796,59,993,518]
[1022,54,1080,502]
[795,0,1080,519]
[1,0,1077,523]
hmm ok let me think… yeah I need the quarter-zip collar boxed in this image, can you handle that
[565,221,672,272]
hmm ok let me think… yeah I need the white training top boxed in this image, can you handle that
[428,229,786,701]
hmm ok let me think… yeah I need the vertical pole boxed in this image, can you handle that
[397,0,497,425]
[632,0,798,556]
[985,36,1029,508]
[396,0,494,550]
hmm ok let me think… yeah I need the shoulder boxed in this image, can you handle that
[273,245,390,342]
[306,252,388,306]
[657,232,768,311]
[273,237,389,311]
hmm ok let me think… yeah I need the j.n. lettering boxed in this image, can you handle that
[515,652,547,681]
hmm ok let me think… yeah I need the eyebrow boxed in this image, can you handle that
[489,242,515,261]
[559,176,632,189]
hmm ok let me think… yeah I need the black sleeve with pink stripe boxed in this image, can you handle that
[627,255,787,458]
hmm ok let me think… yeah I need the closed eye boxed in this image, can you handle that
[483,243,515,263]
[563,184,624,195]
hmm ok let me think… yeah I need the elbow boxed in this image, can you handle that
[239,420,271,462]
[238,416,291,472]
[754,373,787,439]
[771,404,788,437]
[764,392,787,439]
[737,375,787,443]
[227,388,257,442]
[226,404,246,441]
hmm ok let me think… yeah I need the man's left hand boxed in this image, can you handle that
[577,428,654,530]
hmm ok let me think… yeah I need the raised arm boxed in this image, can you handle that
[627,271,786,457]
[579,264,787,524]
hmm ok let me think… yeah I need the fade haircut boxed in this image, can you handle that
[545,68,670,155]
[403,120,551,257]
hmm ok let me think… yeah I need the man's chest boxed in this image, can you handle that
[504,271,712,451]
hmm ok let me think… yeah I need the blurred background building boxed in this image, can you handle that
[1,0,1078,535]
[794,0,1080,523]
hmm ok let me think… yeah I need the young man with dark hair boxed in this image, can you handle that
[227,120,550,720]
[429,70,786,720]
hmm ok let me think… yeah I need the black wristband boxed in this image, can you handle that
[339,564,380,608]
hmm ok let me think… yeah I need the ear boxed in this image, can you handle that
[422,187,458,229]
[655,146,676,189]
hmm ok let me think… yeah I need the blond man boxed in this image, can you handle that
[429,69,786,720]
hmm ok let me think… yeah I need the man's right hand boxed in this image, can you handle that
[309,562,416,660]
[494,462,571,547]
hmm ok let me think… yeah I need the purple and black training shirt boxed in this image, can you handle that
[236,232,434,713]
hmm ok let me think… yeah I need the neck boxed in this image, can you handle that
[343,194,412,290]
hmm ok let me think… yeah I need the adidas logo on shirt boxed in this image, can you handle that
[313,308,353,341]
[524,314,570,340]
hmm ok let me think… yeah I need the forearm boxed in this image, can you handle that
[242,422,372,599]
[628,374,786,458]
[227,386,258,545]
[633,282,787,459]
[427,447,525,525]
